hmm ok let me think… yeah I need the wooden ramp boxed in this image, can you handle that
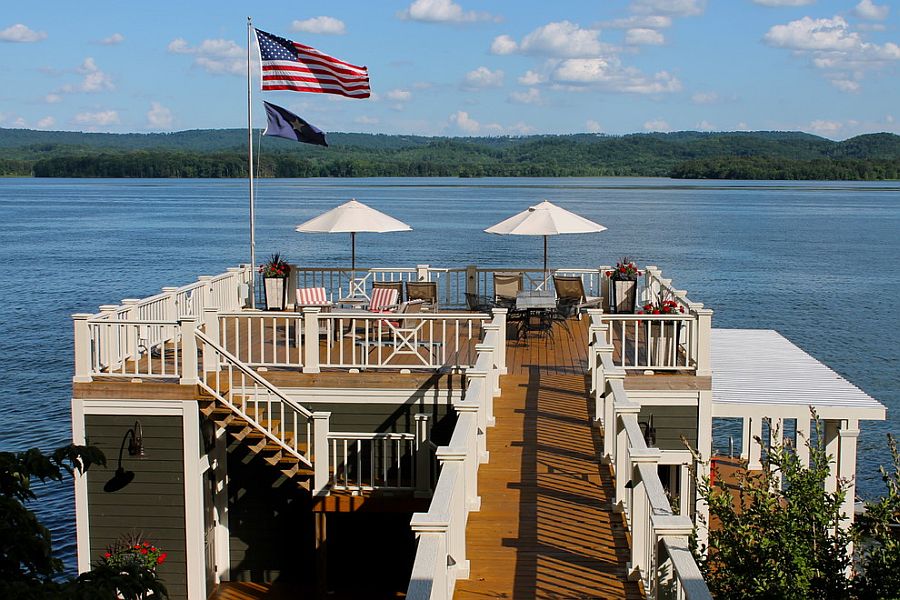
[455,322,643,600]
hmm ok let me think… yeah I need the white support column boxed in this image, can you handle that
[824,419,840,493]
[72,314,94,383]
[838,420,860,530]
[312,412,331,496]
[748,415,763,470]
[692,305,713,377]
[179,317,199,385]
[604,369,626,461]
[741,415,752,460]
[614,404,641,508]
[433,453,470,580]
[795,415,811,468]
[629,449,661,577]
[695,390,713,550]
[302,307,321,374]
[476,338,501,399]
[491,308,508,374]
[161,287,179,320]
[414,414,431,497]
[408,520,450,600]
[679,463,691,517]
[198,275,214,311]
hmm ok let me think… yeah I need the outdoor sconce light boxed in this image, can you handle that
[639,415,657,447]
[103,420,146,492]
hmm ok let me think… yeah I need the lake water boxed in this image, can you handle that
[0,177,897,574]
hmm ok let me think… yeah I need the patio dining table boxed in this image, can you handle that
[515,291,557,338]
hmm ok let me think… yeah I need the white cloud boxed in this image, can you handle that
[599,15,672,29]
[73,110,120,127]
[36,116,55,129]
[98,33,125,45]
[354,115,379,125]
[753,0,815,6]
[387,89,412,101]
[831,79,860,92]
[586,119,603,133]
[516,21,604,57]
[518,70,545,85]
[399,0,497,24]
[808,119,843,136]
[12,117,26,127]
[552,59,682,94]
[764,16,900,91]
[626,28,665,45]
[0,23,47,43]
[644,119,671,132]
[449,110,480,133]
[463,66,504,89]
[291,16,346,35]
[509,88,542,104]
[736,121,750,130]
[56,58,114,95]
[146,102,173,129]
[697,120,715,130]
[854,0,889,21]
[692,91,720,104]
[490,35,518,55]
[506,122,535,135]
[167,37,243,76]
[764,16,860,51]
[631,0,706,17]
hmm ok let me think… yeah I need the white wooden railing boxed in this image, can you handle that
[328,425,429,493]
[589,312,713,600]
[405,312,505,600]
[73,266,250,381]
[216,310,490,372]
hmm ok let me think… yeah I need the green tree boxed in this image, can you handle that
[0,444,168,599]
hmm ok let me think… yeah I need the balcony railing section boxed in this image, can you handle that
[589,312,713,600]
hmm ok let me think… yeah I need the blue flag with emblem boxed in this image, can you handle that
[262,101,328,147]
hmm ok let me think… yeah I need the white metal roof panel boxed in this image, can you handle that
[711,329,885,413]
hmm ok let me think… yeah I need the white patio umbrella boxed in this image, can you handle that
[295,199,412,274]
[484,200,607,278]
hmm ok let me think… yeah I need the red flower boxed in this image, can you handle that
[157,553,167,564]
[103,552,111,559]
[140,548,148,555]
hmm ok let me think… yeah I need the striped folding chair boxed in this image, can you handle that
[368,287,399,313]
[295,287,332,308]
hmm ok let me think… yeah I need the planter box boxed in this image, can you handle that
[610,279,637,314]
[645,321,682,368]
[264,277,287,311]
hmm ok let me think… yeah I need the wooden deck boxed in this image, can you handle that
[455,320,644,600]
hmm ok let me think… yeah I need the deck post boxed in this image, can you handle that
[838,421,859,533]
[409,517,450,599]
[615,404,641,509]
[604,369,627,461]
[748,414,763,470]
[489,309,507,374]
[179,317,200,385]
[312,411,331,496]
[121,299,140,364]
[415,413,431,497]
[303,307,321,374]
[740,415,752,460]
[629,449,661,577]
[434,451,471,579]
[795,414,811,467]
[72,314,94,383]
[97,305,120,370]
[161,287,179,320]
[695,390,714,550]
[587,309,603,379]
[465,264,478,298]
[477,336,501,398]
[824,419,840,493]
[198,275,214,310]
[201,307,220,374]
[416,264,430,281]
[692,305,713,377]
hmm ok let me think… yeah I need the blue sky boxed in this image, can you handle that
[1,0,897,140]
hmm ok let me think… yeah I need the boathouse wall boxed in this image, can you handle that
[84,413,189,599]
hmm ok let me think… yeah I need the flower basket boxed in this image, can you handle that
[638,296,685,368]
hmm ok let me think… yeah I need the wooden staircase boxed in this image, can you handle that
[198,390,314,489]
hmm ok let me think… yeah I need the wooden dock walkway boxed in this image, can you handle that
[455,321,643,599]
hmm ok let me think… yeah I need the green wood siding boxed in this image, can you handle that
[85,414,188,599]
[638,405,698,451]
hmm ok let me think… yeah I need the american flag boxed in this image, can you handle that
[255,28,370,99]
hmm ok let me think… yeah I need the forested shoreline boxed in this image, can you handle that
[2,128,899,180]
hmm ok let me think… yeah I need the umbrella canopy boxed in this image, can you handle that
[485,200,607,276]
[295,199,412,273]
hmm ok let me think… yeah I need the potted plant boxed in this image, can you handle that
[259,253,290,311]
[97,532,167,598]
[606,257,641,313]
[637,294,686,367]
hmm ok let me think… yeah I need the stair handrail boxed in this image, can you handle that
[194,328,314,467]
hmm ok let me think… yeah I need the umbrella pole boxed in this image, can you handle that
[351,231,356,287]
[544,235,548,283]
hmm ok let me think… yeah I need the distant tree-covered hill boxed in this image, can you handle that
[1,128,898,180]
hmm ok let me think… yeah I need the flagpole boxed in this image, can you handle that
[247,16,256,309]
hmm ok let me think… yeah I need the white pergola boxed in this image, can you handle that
[710,328,886,526]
